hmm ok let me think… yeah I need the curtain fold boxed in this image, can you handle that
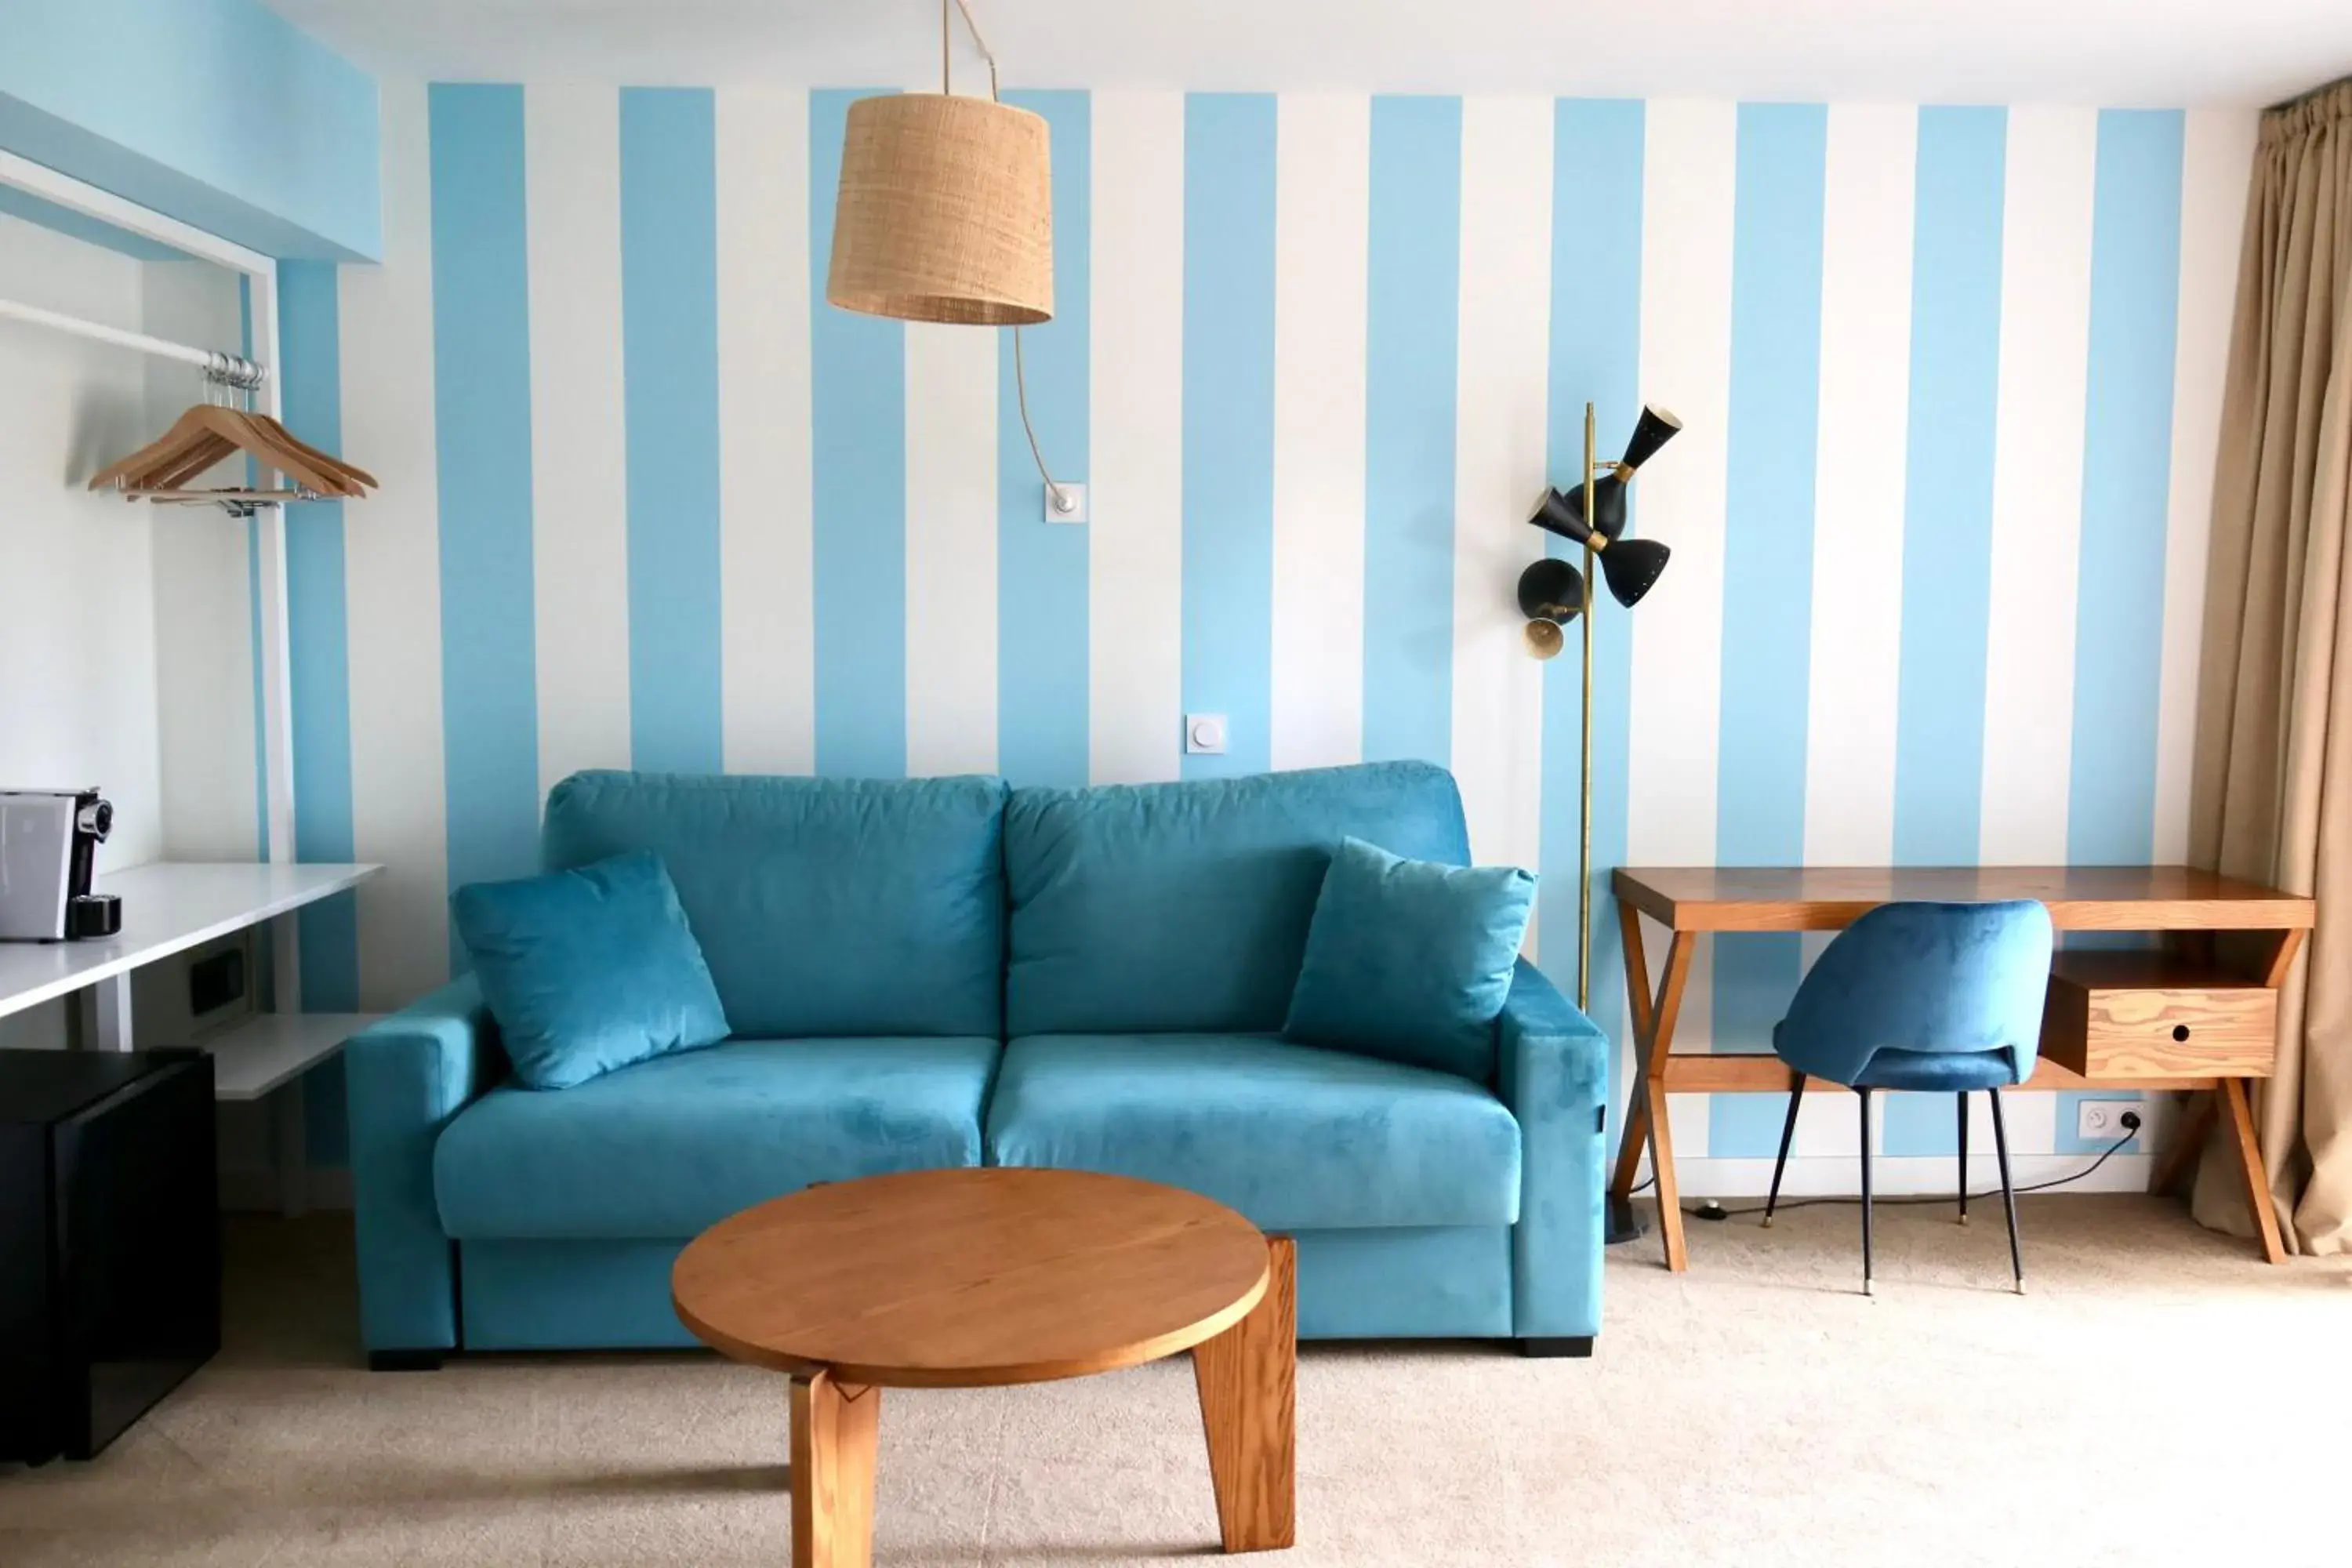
[2188,79,2352,1254]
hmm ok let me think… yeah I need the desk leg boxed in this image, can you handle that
[76,973,134,1051]
[1609,902,1657,1202]
[273,1082,310,1218]
[2218,1078,2288,1265]
[1609,904,1697,1272]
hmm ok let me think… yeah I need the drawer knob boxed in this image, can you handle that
[2172,1025,2191,1042]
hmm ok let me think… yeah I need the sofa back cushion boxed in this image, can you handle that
[1004,761,1472,1036]
[543,771,1008,1038]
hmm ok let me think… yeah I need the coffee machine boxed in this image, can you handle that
[0,789,122,942]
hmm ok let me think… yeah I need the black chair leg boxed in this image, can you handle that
[1987,1087,2024,1294]
[1857,1087,1875,1298]
[1763,1076,1805,1228]
[1957,1092,1970,1225]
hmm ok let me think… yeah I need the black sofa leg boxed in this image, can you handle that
[1516,1336,1595,1359]
[367,1349,445,1372]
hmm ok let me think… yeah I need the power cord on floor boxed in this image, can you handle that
[1686,1111,2143,1223]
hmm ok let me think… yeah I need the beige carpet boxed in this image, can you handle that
[5,1198,2350,1567]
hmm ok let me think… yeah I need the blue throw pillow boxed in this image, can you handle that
[1283,836,1535,1081]
[451,851,731,1091]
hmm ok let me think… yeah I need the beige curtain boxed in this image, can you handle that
[2189,79,2352,1254]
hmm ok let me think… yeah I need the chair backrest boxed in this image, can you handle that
[1775,900,2054,1087]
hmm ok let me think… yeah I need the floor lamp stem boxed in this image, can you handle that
[1576,401,1598,1014]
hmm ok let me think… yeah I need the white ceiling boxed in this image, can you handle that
[266,0,2350,107]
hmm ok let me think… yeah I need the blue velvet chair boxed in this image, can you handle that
[1763,900,2054,1296]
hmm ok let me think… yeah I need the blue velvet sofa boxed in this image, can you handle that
[345,761,1610,1367]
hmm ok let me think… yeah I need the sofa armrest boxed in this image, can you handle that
[344,975,498,1352]
[1494,957,1610,1341]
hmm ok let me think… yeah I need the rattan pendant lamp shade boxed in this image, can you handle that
[827,92,1054,326]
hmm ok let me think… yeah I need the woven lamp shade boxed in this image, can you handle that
[827,93,1054,326]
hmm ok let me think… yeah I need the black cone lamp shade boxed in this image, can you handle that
[1552,404,1684,540]
[1527,489,1671,607]
[1593,536,1669,605]
[1515,557,1587,659]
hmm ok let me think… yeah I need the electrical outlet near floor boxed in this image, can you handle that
[2075,1099,2143,1142]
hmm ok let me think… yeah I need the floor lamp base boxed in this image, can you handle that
[1605,1193,1647,1246]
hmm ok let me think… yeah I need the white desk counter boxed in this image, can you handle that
[0,861,379,1023]
[0,861,386,1211]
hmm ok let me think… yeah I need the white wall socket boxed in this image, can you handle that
[2075,1099,2142,1142]
[1185,713,1228,755]
[1043,482,1087,523]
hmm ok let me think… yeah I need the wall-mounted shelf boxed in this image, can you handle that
[205,1011,382,1102]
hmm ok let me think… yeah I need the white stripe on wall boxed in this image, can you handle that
[715,85,816,775]
[142,262,258,862]
[524,83,633,797]
[341,77,451,1008]
[2153,108,2259,860]
[1451,95,1552,891]
[1631,99,1738,1150]
[1628,99,1734,879]
[1089,90,1186,786]
[1980,107,2097,865]
[903,321,999,775]
[1802,104,1915,866]
[1269,93,1370,775]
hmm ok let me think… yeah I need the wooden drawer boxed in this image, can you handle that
[2041,955,2276,1080]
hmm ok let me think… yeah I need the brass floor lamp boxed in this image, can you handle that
[1517,402,1682,1011]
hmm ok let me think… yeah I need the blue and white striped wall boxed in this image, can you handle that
[279,81,2255,1189]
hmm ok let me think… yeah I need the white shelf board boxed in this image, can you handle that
[0,861,381,1022]
[205,1011,382,1102]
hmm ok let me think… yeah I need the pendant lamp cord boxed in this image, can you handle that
[944,0,1071,514]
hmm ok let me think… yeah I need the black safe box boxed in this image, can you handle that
[0,1047,219,1465]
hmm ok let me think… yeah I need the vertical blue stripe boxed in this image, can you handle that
[1882,107,2009,1162]
[1891,107,2005,867]
[1361,95,1462,767]
[280,260,358,1167]
[1711,103,1828,1160]
[1181,93,1278,779]
[810,89,908,779]
[1544,99,1644,1150]
[278,261,358,1006]
[2068,109,2183,866]
[997,89,1091,788]
[620,88,725,774]
[429,84,539,935]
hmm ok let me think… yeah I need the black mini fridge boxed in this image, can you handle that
[0,1047,219,1465]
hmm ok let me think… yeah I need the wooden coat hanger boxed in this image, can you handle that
[88,364,376,510]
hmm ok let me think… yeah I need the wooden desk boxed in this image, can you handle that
[1607,866,2314,1272]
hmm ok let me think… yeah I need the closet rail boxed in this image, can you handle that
[0,295,264,387]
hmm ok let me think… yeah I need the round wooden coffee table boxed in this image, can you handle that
[672,1167,1296,1566]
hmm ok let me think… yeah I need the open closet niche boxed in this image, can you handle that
[0,201,264,1048]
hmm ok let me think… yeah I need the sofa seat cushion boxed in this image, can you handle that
[434,1036,998,1240]
[984,1034,1521,1232]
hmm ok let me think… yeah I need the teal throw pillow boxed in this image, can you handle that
[1283,836,1535,1080]
[452,851,731,1090]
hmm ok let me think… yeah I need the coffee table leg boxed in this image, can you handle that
[1191,1235,1297,1553]
[792,1370,880,1568]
